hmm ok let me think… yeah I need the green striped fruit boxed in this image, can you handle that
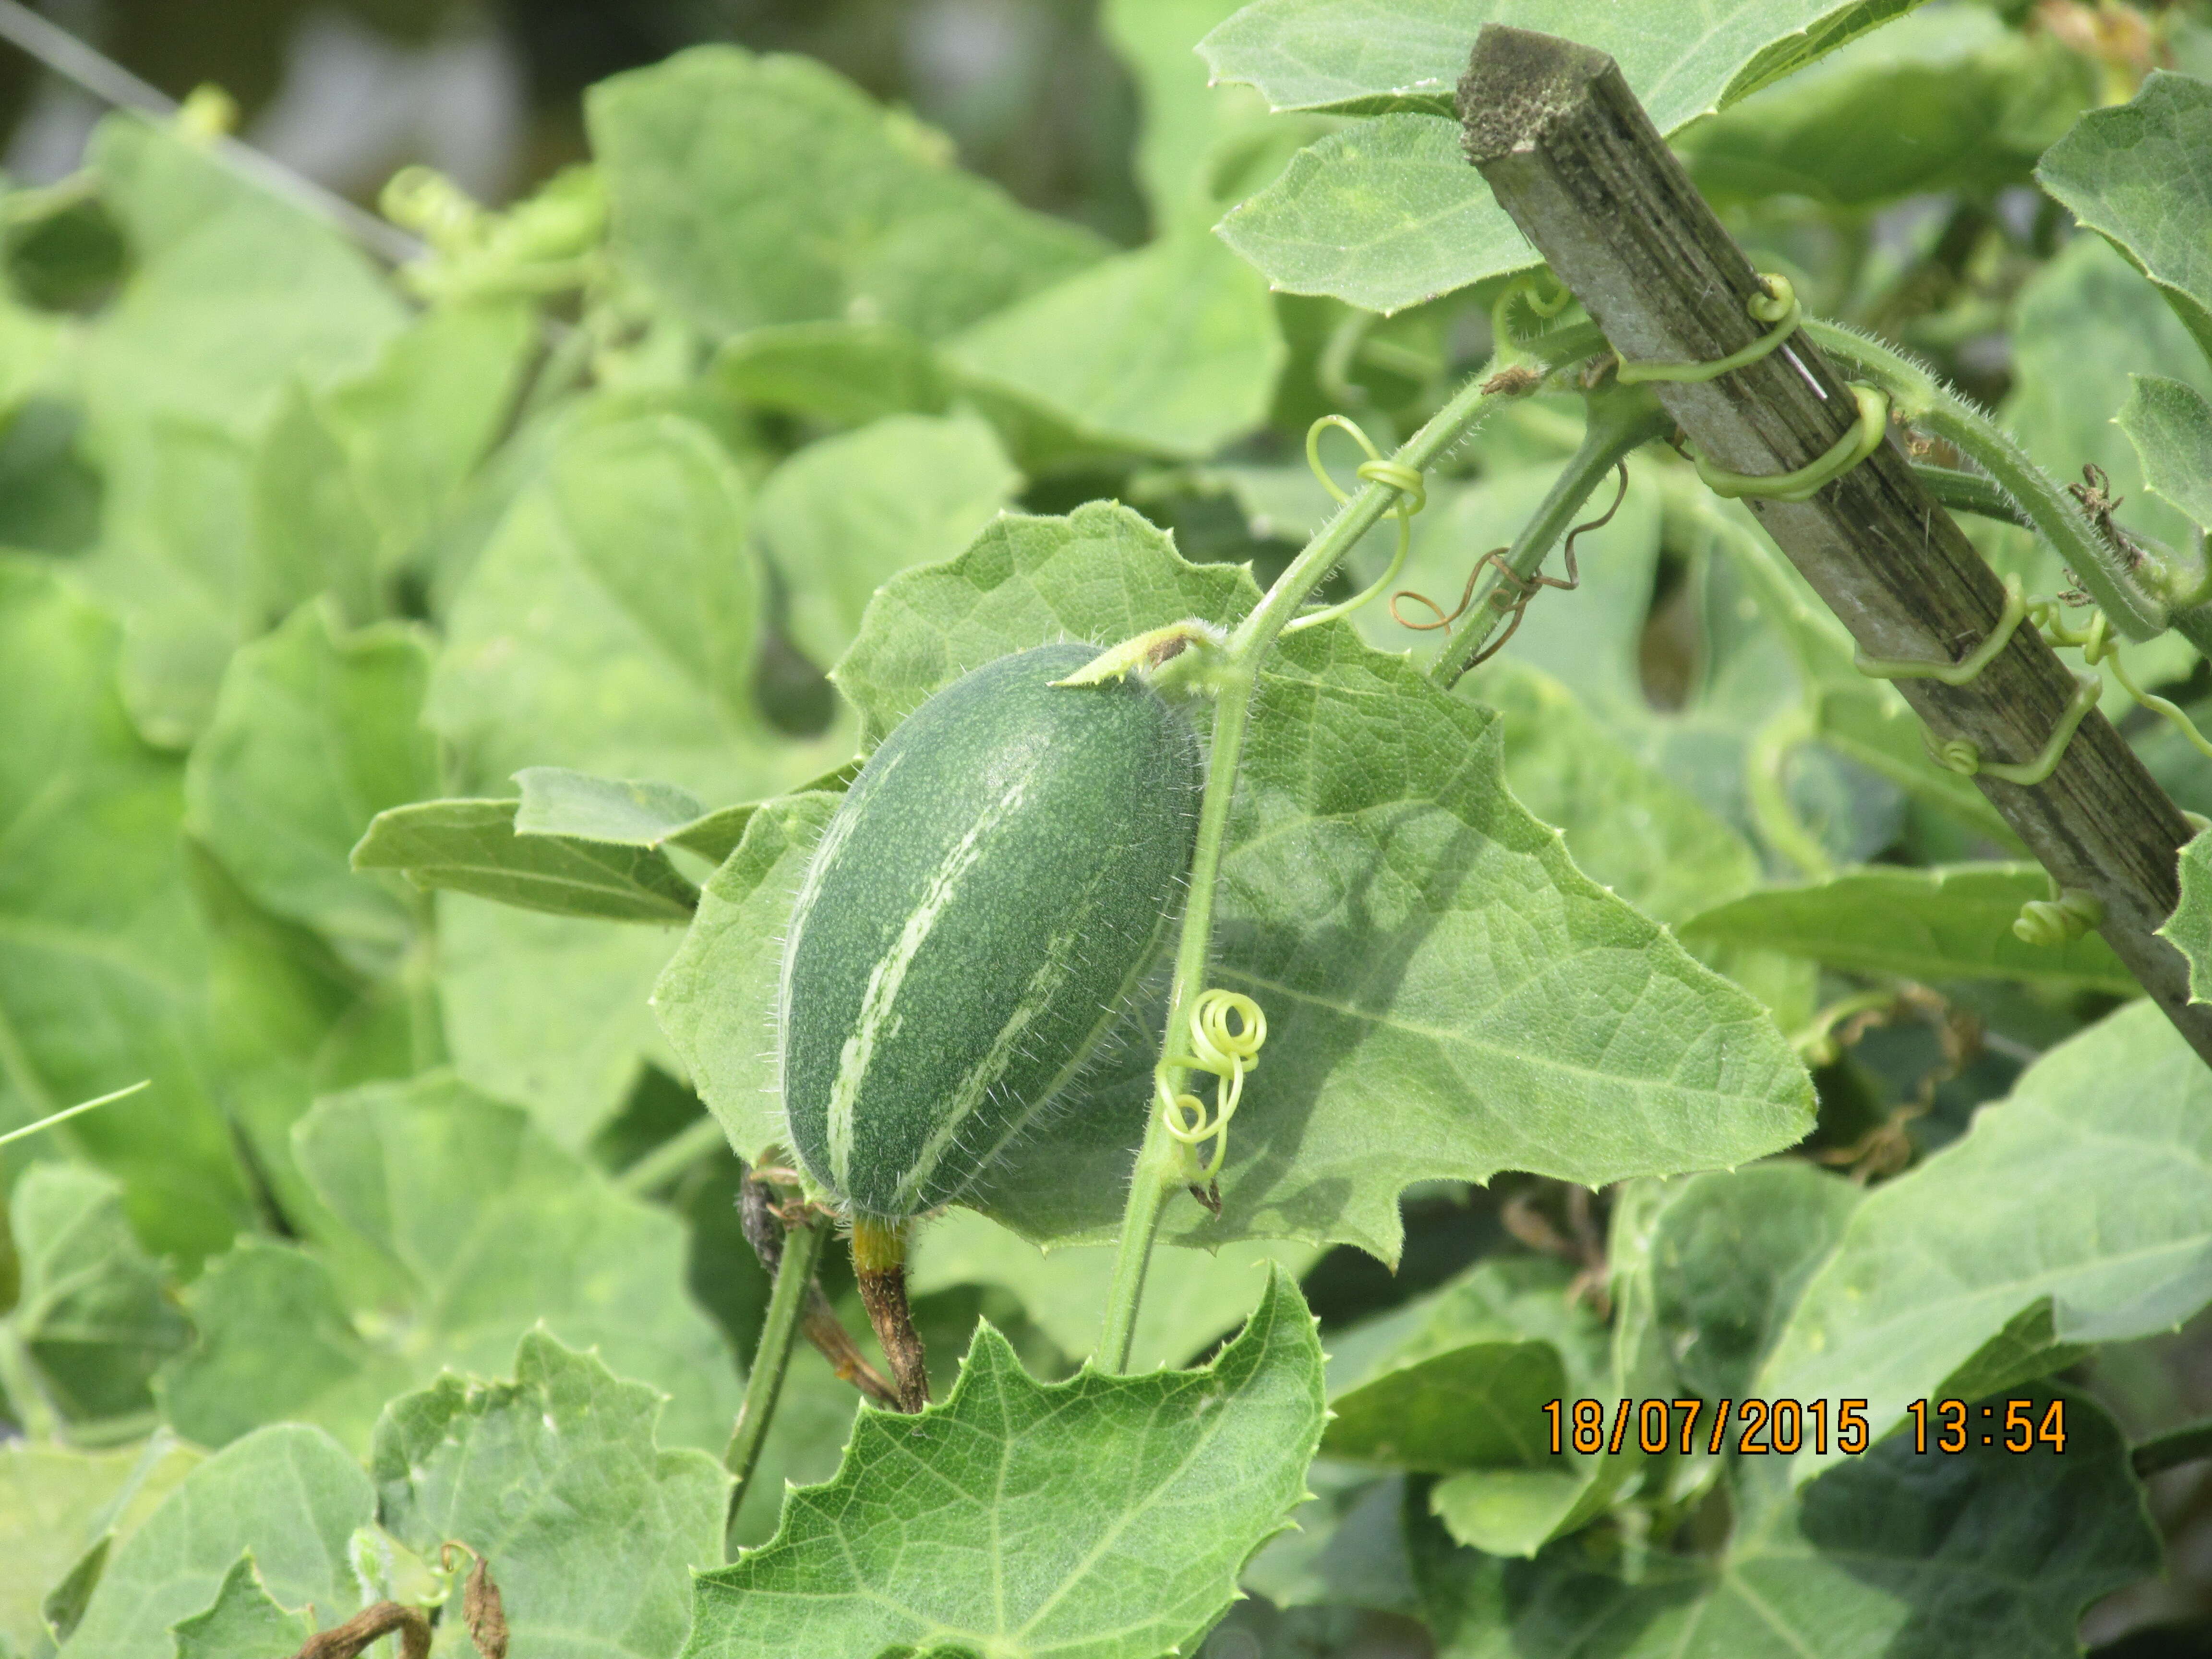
[780,641,1202,1220]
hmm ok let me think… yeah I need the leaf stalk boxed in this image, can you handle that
[722,1205,826,1557]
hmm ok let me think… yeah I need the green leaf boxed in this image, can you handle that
[682,1271,1325,1659]
[512,768,709,846]
[830,501,1253,746]
[1465,657,1757,927]
[373,1331,725,1659]
[426,413,837,803]
[71,416,262,748]
[184,603,438,966]
[314,299,538,576]
[1200,0,1926,118]
[1647,1163,1863,1401]
[710,322,949,427]
[2118,373,2212,534]
[1414,1389,2159,1657]
[82,115,403,439]
[1675,8,2090,208]
[168,1555,312,1659]
[437,898,688,1147]
[1680,864,2136,992]
[350,799,698,923]
[1759,998,2212,1481]
[250,302,536,625]
[515,765,831,864]
[154,1239,399,1455]
[1322,1256,1604,1472]
[1218,114,1525,315]
[58,1424,373,1659]
[0,560,252,1262]
[2004,230,2212,559]
[651,791,839,1167]
[589,46,1106,342]
[1104,0,1324,225]
[753,412,1020,668]
[6,1165,191,1428]
[2038,69,2212,369]
[252,387,382,625]
[2161,827,2212,1000]
[0,1439,199,1657]
[945,231,1286,457]
[1204,0,1928,310]
[157,1074,740,1455]
[70,110,415,745]
[184,848,416,1282]
[1318,1254,1624,1556]
[0,292,63,422]
[907,1207,1324,1370]
[832,505,1815,1257]
[1240,1467,1419,1616]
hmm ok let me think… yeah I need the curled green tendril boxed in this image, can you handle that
[2032,595,2212,760]
[1616,273,1803,385]
[2014,887,2105,947]
[1921,672,2100,787]
[1693,383,1889,503]
[1288,416,1427,635]
[1491,271,1571,349]
[1854,576,2028,685]
[1156,988,1267,1181]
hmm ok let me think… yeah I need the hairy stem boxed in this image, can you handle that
[2134,1415,2212,1478]
[1430,380,1670,688]
[734,1178,900,1408]
[850,1216,927,1413]
[1096,353,1592,1371]
[0,1324,58,1441]
[722,1208,825,1557]
[1801,318,2168,639]
[1096,668,1255,1372]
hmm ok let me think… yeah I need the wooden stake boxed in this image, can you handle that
[1460,25,2212,1066]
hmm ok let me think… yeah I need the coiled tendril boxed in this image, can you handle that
[1287,417,1427,634]
[2013,887,2105,947]
[1156,988,1268,1181]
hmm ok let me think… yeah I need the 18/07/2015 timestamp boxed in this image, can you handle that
[1543,1396,2069,1457]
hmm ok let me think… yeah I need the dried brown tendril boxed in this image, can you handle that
[1389,461,1630,671]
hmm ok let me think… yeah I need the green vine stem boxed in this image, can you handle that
[1430,379,1670,688]
[722,1207,826,1557]
[1095,345,1603,1371]
[613,1114,729,1196]
[1799,318,2173,640]
[1744,705,1835,880]
[0,1323,59,1441]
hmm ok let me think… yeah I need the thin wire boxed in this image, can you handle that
[0,0,424,265]
[0,1079,147,1149]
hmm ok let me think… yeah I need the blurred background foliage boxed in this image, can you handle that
[0,0,1152,239]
